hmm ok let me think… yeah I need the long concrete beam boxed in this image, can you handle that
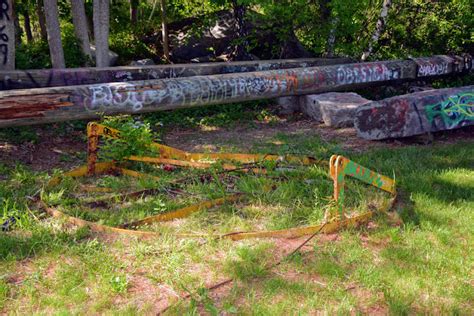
[355,85,474,140]
[0,57,353,90]
[0,55,471,128]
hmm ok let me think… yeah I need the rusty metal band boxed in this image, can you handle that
[87,123,323,170]
[37,196,396,241]
[42,162,396,241]
[40,123,397,241]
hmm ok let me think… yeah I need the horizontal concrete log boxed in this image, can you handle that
[354,85,474,140]
[0,58,352,90]
[0,55,471,128]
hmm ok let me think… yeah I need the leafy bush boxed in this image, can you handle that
[109,31,156,65]
[99,115,159,161]
[16,22,88,69]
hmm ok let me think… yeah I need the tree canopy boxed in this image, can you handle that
[8,0,474,69]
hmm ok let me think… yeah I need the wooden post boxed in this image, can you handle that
[0,0,15,70]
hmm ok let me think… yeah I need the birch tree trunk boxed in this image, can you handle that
[44,0,65,68]
[361,0,392,61]
[326,17,338,57]
[93,0,110,67]
[70,0,91,59]
[0,0,15,70]
[159,0,169,61]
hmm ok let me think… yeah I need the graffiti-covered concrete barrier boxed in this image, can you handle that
[0,55,471,128]
[0,57,352,90]
[354,85,474,140]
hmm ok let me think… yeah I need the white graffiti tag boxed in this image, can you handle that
[85,83,168,111]
[336,64,399,85]
[417,62,449,77]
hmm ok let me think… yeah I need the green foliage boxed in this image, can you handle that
[15,40,51,69]
[109,275,129,293]
[16,22,88,69]
[374,0,474,59]
[144,100,269,130]
[0,127,39,144]
[109,31,156,65]
[16,0,472,66]
[99,115,158,161]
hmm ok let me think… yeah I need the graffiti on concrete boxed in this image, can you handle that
[425,93,474,128]
[0,0,12,69]
[80,62,403,112]
[355,86,474,140]
[415,56,452,77]
[0,58,351,90]
[336,64,399,85]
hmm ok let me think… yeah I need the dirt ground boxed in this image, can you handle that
[1,116,473,173]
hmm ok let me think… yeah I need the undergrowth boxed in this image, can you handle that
[0,118,473,314]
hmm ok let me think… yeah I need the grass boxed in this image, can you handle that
[0,114,473,314]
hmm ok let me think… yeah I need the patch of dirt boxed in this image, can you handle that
[126,274,175,314]
[1,116,473,173]
[163,115,474,154]
[0,126,85,172]
[345,283,388,315]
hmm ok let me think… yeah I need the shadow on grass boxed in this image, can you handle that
[392,189,419,226]
[0,226,90,262]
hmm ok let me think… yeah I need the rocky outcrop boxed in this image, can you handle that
[149,10,314,63]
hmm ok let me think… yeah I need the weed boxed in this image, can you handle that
[109,275,129,294]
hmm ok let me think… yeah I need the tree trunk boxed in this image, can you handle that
[326,17,338,57]
[70,0,92,60]
[230,0,250,60]
[12,5,22,47]
[23,10,33,43]
[361,0,392,61]
[36,0,47,41]
[148,0,157,21]
[93,0,110,67]
[318,0,336,57]
[130,0,138,24]
[159,0,169,61]
[0,0,15,70]
[44,0,65,68]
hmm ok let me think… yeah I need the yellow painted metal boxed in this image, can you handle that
[86,122,322,168]
[40,123,398,241]
[116,167,161,180]
[328,155,396,220]
[47,161,116,187]
[38,195,396,241]
[120,193,244,228]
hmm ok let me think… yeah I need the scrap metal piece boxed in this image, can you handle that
[40,123,397,241]
[328,155,396,220]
